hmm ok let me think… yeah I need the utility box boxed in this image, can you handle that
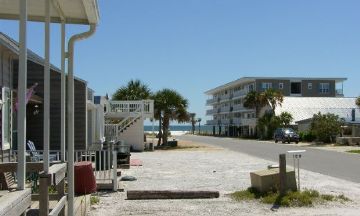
[250,168,296,193]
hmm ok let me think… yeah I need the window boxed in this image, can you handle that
[291,82,301,94]
[262,82,272,90]
[308,83,312,90]
[319,83,330,93]
[279,83,284,89]
[2,88,11,150]
[248,84,254,92]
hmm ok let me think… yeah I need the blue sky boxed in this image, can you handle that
[1,0,360,124]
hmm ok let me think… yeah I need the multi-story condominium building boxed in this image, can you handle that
[205,77,347,137]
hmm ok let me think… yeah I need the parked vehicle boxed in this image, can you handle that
[274,128,300,144]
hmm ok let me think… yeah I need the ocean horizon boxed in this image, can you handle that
[144,125,213,134]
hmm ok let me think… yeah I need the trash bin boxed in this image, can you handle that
[74,161,96,194]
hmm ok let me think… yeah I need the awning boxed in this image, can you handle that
[0,0,99,25]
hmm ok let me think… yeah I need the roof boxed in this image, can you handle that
[275,97,360,124]
[205,76,347,95]
[0,0,99,25]
[0,32,87,84]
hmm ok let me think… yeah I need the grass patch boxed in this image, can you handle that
[230,188,350,207]
[346,150,360,154]
[90,196,100,205]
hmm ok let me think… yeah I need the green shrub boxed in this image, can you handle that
[90,196,100,205]
[310,113,343,143]
[230,188,350,207]
[299,131,316,142]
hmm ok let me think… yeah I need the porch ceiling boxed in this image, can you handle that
[0,0,99,25]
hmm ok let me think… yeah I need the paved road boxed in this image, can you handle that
[177,135,360,183]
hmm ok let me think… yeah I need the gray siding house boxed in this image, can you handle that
[0,32,95,157]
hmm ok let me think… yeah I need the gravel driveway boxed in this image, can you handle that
[89,141,360,216]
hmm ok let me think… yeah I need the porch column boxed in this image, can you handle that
[61,22,66,162]
[17,0,27,190]
[43,0,51,173]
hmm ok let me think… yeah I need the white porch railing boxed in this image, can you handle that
[74,148,118,191]
[106,100,154,119]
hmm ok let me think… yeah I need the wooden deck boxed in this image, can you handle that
[28,194,91,216]
[0,189,31,216]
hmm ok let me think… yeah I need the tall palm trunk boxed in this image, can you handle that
[162,116,170,145]
[157,115,162,146]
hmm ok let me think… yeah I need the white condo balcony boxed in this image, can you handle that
[220,106,231,113]
[232,89,248,98]
[206,109,217,115]
[206,97,220,105]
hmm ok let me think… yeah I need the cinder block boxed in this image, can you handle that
[250,168,296,193]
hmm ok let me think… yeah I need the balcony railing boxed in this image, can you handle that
[220,106,231,113]
[336,89,344,96]
[206,109,217,115]
[233,104,245,111]
[220,94,231,101]
[232,90,247,98]
[206,98,218,105]
[106,100,154,119]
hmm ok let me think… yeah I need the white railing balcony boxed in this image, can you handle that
[206,98,218,105]
[336,89,344,96]
[220,94,231,101]
[220,106,231,113]
[233,90,247,98]
[206,109,217,115]
[106,100,154,119]
[233,104,246,112]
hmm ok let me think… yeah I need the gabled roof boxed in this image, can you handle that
[275,97,360,124]
[0,32,87,84]
[0,0,99,25]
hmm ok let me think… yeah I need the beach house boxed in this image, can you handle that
[0,0,100,215]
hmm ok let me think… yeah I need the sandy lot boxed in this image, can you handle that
[89,140,360,216]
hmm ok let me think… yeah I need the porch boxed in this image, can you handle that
[0,0,100,215]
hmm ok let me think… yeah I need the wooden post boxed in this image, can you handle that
[112,150,118,191]
[39,172,50,216]
[279,154,287,196]
[57,178,65,216]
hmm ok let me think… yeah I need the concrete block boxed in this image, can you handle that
[250,168,296,193]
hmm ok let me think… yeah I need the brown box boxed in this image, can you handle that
[250,168,296,193]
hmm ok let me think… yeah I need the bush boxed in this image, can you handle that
[299,131,316,142]
[310,113,343,143]
[230,188,350,207]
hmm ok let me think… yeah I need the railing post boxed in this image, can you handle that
[112,149,117,191]
[39,172,51,216]
[57,178,65,216]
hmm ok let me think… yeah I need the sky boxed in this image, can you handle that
[1,0,360,125]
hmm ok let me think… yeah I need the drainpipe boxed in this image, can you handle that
[60,22,66,162]
[67,24,96,216]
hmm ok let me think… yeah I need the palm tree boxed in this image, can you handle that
[153,89,189,145]
[189,113,197,134]
[278,112,293,127]
[263,89,284,113]
[243,91,267,118]
[112,79,151,100]
[197,118,202,134]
